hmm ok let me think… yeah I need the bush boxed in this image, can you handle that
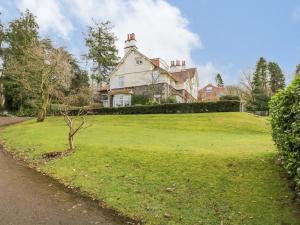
[220,95,240,101]
[63,100,240,116]
[132,95,150,105]
[162,96,177,104]
[247,94,270,112]
[15,100,39,117]
[269,76,300,193]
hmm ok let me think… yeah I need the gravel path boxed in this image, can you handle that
[0,117,124,225]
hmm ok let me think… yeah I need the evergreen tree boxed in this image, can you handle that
[85,21,119,84]
[268,62,285,95]
[252,57,268,95]
[215,73,224,87]
[248,57,270,111]
[2,10,39,111]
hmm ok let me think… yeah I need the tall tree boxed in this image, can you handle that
[252,57,268,95]
[33,41,73,122]
[268,62,285,95]
[248,57,270,111]
[215,73,224,87]
[0,13,5,106]
[0,13,5,59]
[2,10,39,111]
[85,21,119,84]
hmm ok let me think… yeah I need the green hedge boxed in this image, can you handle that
[269,75,300,193]
[65,100,240,115]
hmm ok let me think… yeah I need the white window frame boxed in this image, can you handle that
[136,57,143,65]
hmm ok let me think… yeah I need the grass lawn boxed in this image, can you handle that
[1,112,299,225]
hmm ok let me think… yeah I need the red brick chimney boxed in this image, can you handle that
[124,33,137,55]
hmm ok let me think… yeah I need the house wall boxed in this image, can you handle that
[110,51,156,89]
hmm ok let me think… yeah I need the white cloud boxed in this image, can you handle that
[292,7,300,21]
[197,62,220,87]
[17,0,74,39]
[64,0,201,65]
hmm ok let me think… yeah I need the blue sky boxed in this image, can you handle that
[169,0,300,83]
[0,0,299,86]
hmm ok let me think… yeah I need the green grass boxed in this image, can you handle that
[1,113,299,225]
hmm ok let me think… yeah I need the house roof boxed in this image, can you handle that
[198,83,225,93]
[170,68,197,83]
[108,48,177,82]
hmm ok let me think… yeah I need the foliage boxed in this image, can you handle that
[70,61,89,92]
[220,95,240,101]
[247,57,270,111]
[1,10,93,119]
[296,64,300,78]
[1,113,299,224]
[215,73,224,87]
[269,74,300,193]
[68,87,93,107]
[85,21,119,84]
[132,95,150,105]
[163,95,177,104]
[2,10,39,111]
[63,101,240,115]
[268,62,285,95]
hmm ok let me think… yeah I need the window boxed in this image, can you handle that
[152,70,160,82]
[119,76,124,87]
[206,86,213,92]
[136,57,143,65]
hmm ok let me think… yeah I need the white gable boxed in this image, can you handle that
[109,50,156,89]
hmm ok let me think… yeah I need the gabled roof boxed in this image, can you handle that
[198,83,225,92]
[170,68,197,83]
[108,48,177,82]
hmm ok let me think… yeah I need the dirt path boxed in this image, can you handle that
[0,117,124,225]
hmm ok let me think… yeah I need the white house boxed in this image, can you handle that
[107,33,199,107]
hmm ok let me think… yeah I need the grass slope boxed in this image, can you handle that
[1,113,299,225]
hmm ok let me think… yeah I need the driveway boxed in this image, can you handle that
[0,117,123,225]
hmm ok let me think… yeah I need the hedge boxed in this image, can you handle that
[64,100,240,116]
[269,75,300,193]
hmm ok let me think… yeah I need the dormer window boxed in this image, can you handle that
[136,57,143,65]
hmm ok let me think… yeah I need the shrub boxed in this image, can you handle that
[132,95,150,105]
[15,100,39,117]
[63,100,240,116]
[163,96,177,104]
[220,95,240,101]
[269,76,300,193]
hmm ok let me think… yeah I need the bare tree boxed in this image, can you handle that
[61,109,86,152]
[59,95,87,152]
[239,68,254,102]
[148,70,164,103]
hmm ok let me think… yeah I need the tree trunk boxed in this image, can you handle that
[68,134,74,151]
[37,83,49,122]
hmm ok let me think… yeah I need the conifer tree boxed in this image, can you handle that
[85,21,119,84]
[215,73,224,87]
[248,57,270,111]
[268,62,285,95]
